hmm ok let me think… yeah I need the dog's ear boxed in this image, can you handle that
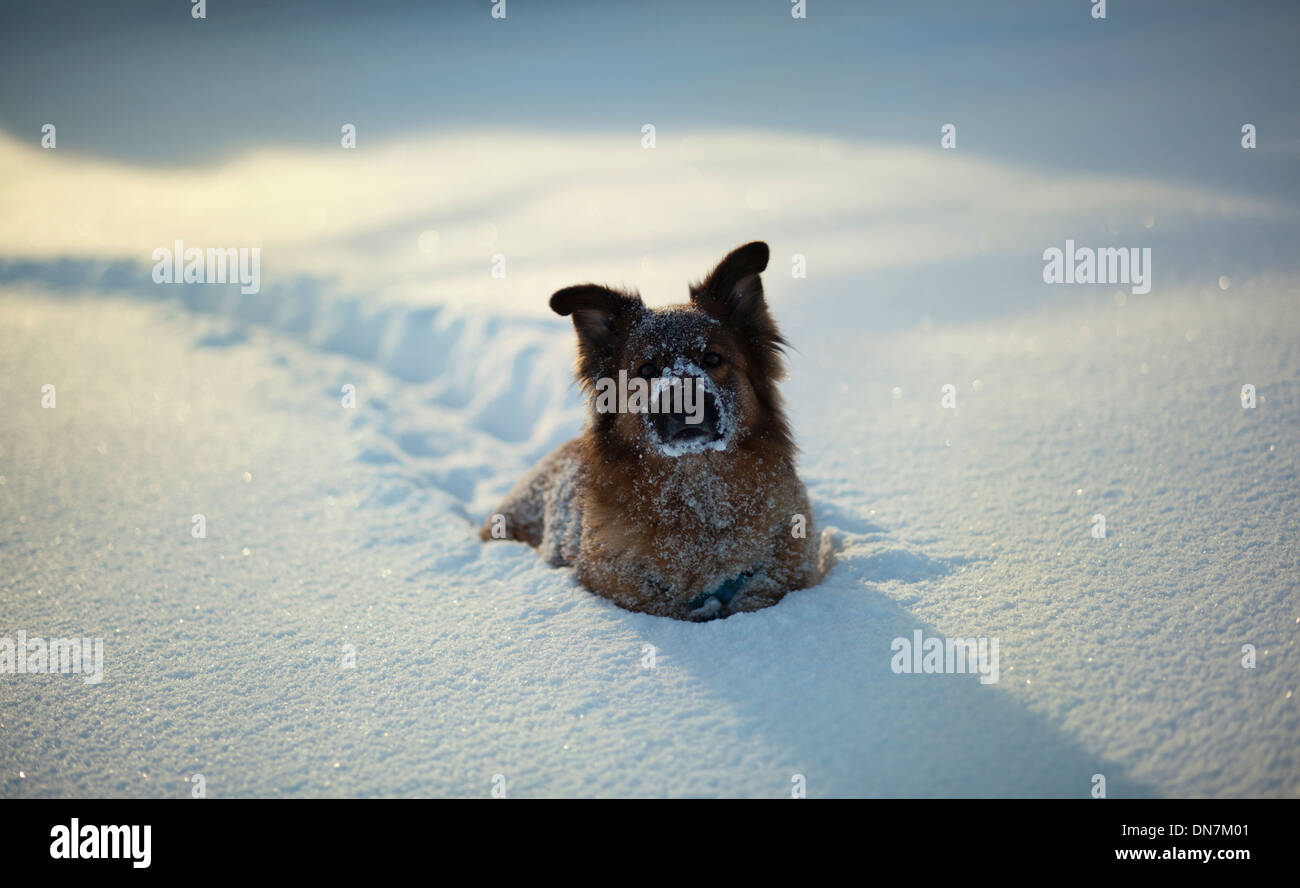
[690,241,773,326]
[690,241,785,375]
[550,284,643,380]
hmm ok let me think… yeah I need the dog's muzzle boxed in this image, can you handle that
[652,383,720,444]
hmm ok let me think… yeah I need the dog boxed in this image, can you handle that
[480,241,822,620]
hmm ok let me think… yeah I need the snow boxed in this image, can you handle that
[646,363,733,458]
[1,131,1297,798]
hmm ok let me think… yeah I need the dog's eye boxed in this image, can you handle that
[702,351,723,368]
[637,363,656,379]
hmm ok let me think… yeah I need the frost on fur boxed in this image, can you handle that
[481,241,820,620]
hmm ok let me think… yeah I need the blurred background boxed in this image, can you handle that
[1,0,1297,334]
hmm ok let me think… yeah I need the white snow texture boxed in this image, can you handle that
[0,131,1297,798]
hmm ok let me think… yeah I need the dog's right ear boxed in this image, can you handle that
[550,285,643,380]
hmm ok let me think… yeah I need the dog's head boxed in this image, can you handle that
[550,241,791,458]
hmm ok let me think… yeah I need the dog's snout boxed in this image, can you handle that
[657,412,708,440]
[653,381,719,444]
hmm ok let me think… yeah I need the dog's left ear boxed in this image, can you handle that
[692,241,787,384]
[690,241,772,329]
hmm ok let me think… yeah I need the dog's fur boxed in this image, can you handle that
[480,242,821,620]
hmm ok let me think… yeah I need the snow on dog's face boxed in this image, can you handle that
[627,315,735,457]
[550,241,792,459]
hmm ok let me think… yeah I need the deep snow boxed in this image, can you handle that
[1,265,1295,797]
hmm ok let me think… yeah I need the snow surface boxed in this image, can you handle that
[0,112,1297,797]
[1,266,1295,798]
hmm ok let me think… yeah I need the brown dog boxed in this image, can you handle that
[480,242,820,620]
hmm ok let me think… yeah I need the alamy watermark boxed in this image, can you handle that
[1043,239,1151,295]
[594,369,706,425]
[890,630,999,685]
[1,630,104,684]
[49,819,150,868]
[152,240,261,295]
